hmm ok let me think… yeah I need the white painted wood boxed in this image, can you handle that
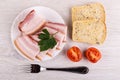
[0,0,120,80]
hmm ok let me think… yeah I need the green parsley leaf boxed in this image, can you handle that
[38,33,49,40]
[38,29,57,51]
[42,29,50,35]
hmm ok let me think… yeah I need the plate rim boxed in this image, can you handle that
[11,6,66,61]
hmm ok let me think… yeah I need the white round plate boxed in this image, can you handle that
[11,6,66,61]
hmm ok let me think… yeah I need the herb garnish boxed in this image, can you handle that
[38,29,57,51]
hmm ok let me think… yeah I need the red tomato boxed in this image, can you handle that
[67,46,82,62]
[85,47,101,63]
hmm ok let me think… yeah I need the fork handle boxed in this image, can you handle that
[46,66,89,74]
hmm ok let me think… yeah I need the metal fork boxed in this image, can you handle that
[23,64,89,74]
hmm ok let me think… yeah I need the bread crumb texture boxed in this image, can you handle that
[72,3,106,44]
[72,3,105,22]
[72,20,106,44]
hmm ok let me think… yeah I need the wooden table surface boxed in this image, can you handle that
[0,0,120,80]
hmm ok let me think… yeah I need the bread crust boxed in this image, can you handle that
[72,3,106,44]
[72,20,106,44]
[72,3,106,22]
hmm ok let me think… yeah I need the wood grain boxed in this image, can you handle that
[0,0,120,80]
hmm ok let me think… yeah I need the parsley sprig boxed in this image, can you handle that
[38,29,57,51]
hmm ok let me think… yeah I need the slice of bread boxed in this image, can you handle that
[72,20,106,44]
[72,3,105,22]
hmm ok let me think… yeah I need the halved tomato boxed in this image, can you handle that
[67,46,82,62]
[85,47,101,63]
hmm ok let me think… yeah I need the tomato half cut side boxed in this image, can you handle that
[85,47,101,63]
[67,46,82,62]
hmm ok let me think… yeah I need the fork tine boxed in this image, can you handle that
[31,64,41,73]
[19,64,41,73]
[18,64,30,66]
[18,64,31,73]
[24,68,31,73]
[21,67,30,71]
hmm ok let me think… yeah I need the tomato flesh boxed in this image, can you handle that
[85,47,101,63]
[67,46,82,62]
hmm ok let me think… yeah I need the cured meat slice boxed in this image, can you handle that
[36,44,58,60]
[14,35,39,60]
[45,22,67,42]
[36,51,48,61]
[18,10,46,35]
[29,27,65,49]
